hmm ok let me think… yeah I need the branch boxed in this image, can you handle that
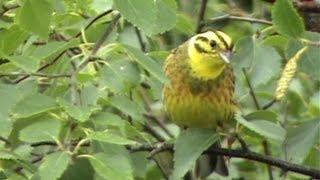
[206,14,272,25]
[129,143,320,178]
[242,68,261,109]
[0,136,11,145]
[135,27,147,52]
[73,9,114,38]
[196,0,209,33]
[0,4,19,17]
[294,0,320,13]
[0,73,70,78]
[13,10,115,84]
[13,51,66,83]
[74,13,121,73]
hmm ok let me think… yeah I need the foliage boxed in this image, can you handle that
[0,0,319,179]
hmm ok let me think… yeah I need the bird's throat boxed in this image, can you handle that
[189,53,226,80]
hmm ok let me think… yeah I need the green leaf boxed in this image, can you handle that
[233,37,282,87]
[31,39,78,60]
[88,131,137,145]
[235,114,286,142]
[58,98,95,122]
[12,94,57,119]
[4,55,40,72]
[0,84,21,138]
[286,119,320,163]
[92,112,148,142]
[60,158,94,180]
[19,115,61,143]
[175,13,195,35]
[173,129,219,179]
[113,0,177,36]
[286,34,320,80]
[108,95,145,122]
[245,110,278,122]
[272,0,305,37]
[309,91,320,117]
[123,45,169,84]
[39,151,71,180]
[88,151,134,180]
[0,25,29,54]
[99,58,140,92]
[17,0,53,39]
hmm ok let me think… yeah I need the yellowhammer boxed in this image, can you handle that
[163,30,235,177]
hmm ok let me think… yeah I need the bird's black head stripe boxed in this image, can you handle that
[194,43,209,53]
[196,36,209,42]
[212,30,229,50]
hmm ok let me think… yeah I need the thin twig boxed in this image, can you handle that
[129,143,320,178]
[144,123,166,142]
[135,27,146,52]
[140,89,174,138]
[196,0,209,33]
[75,13,121,73]
[242,68,261,109]
[0,73,70,78]
[0,4,19,17]
[73,9,114,38]
[263,140,274,180]
[262,99,277,109]
[13,51,66,83]
[13,10,115,84]
[294,0,320,13]
[206,14,272,25]
[0,136,11,145]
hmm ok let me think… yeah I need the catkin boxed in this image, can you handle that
[275,47,308,100]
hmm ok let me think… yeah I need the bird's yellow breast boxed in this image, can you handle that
[163,42,235,129]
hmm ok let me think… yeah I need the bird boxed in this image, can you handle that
[162,30,235,178]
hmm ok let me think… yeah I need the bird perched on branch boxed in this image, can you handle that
[163,30,235,178]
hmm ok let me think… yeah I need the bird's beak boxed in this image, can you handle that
[219,50,233,64]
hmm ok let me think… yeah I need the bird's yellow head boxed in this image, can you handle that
[188,30,233,80]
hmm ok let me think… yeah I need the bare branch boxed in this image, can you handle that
[129,143,320,178]
[196,0,209,33]
[242,68,261,109]
[0,73,70,78]
[206,14,272,25]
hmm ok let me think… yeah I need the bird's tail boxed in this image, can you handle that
[196,142,229,178]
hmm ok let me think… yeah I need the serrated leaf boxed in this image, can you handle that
[124,45,169,84]
[18,0,53,39]
[272,0,305,37]
[19,115,61,143]
[89,131,137,145]
[108,95,145,122]
[286,119,320,163]
[173,129,219,179]
[235,114,285,141]
[60,158,94,180]
[113,0,177,35]
[58,98,96,122]
[12,94,57,119]
[88,151,134,180]
[39,151,71,180]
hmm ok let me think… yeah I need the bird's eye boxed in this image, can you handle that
[210,40,217,48]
